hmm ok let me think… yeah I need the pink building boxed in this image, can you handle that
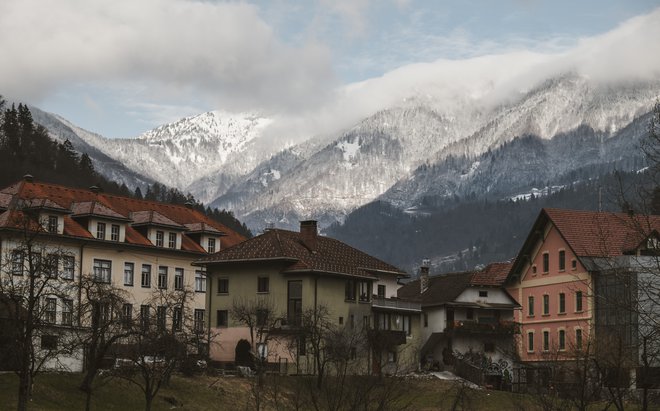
[506,208,660,365]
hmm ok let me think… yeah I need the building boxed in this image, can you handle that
[505,208,660,387]
[397,262,518,387]
[0,176,246,371]
[196,220,419,375]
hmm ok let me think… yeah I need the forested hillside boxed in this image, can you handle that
[327,171,643,274]
[0,97,251,238]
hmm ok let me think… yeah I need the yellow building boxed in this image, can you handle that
[197,220,421,375]
[0,176,246,371]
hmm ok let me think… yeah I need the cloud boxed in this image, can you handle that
[0,0,336,115]
[265,6,660,144]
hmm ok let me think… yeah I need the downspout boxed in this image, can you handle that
[206,266,212,360]
[78,243,85,327]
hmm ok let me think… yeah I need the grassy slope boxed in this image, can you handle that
[0,372,537,411]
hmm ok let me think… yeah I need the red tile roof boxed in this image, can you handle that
[130,210,184,229]
[0,179,247,252]
[508,208,660,281]
[397,272,473,306]
[470,262,512,286]
[198,228,406,279]
[543,208,660,257]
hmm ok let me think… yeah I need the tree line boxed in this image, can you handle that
[0,96,251,238]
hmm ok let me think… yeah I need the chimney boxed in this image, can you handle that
[420,259,430,294]
[184,201,194,209]
[89,185,100,194]
[23,174,34,182]
[300,220,318,251]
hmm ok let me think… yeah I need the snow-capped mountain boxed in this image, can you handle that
[33,74,660,234]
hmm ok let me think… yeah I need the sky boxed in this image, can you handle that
[1,0,659,139]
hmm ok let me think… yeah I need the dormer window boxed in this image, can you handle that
[208,238,216,253]
[156,231,164,247]
[479,290,488,298]
[96,222,106,240]
[168,232,176,249]
[47,215,58,233]
[111,224,120,241]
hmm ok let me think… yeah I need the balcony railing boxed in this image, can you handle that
[447,320,517,334]
[371,297,421,312]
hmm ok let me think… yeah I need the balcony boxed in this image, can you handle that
[367,329,407,348]
[446,319,517,335]
[371,297,421,312]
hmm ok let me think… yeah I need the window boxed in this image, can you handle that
[528,296,535,316]
[543,331,549,351]
[257,309,268,327]
[466,308,474,320]
[46,254,58,278]
[423,312,428,327]
[140,305,150,330]
[141,264,151,288]
[576,329,583,350]
[363,315,369,329]
[528,332,534,352]
[558,250,566,271]
[168,232,176,249]
[62,256,74,280]
[576,291,583,312]
[124,262,134,286]
[174,268,184,290]
[194,309,205,333]
[403,315,411,336]
[479,290,488,298]
[96,222,106,240]
[287,280,302,326]
[62,299,73,326]
[298,335,306,356]
[345,280,355,301]
[111,224,120,241]
[377,284,386,298]
[216,310,228,327]
[121,303,133,328]
[47,215,58,233]
[339,316,343,325]
[257,277,269,293]
[93,302,111,328]
[158,266,168,289]
[156,230,164,247]
[207,238,216,253]
[387,351,397,363]
[157,306,167,330]
[543,295,550,315]
[195,270,206,292]
[542,252,549,273]
[484,342,495,353]
[358,281,371,302]
[45,298,57,324]
[532,265,537,274]
[11,250,24,275]
[559,329,566,351]
[173,307,182,331]
[377,313,391,330]
[350,314,355,329]
[256,342,267,360]
[217,278,229,294]
[559,293,566,314]
[571,259,577,270]
[41,335,58,350]
[93,259,111,283]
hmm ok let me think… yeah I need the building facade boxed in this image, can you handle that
[0,176,245,371]
[196,220,419,375]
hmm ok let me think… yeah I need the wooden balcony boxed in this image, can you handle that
[371,297,421,312]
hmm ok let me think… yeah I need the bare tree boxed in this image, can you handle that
[0,208,78,411]
[110,286,209,411]
[230,297,281,411]
[75,274,135,411]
